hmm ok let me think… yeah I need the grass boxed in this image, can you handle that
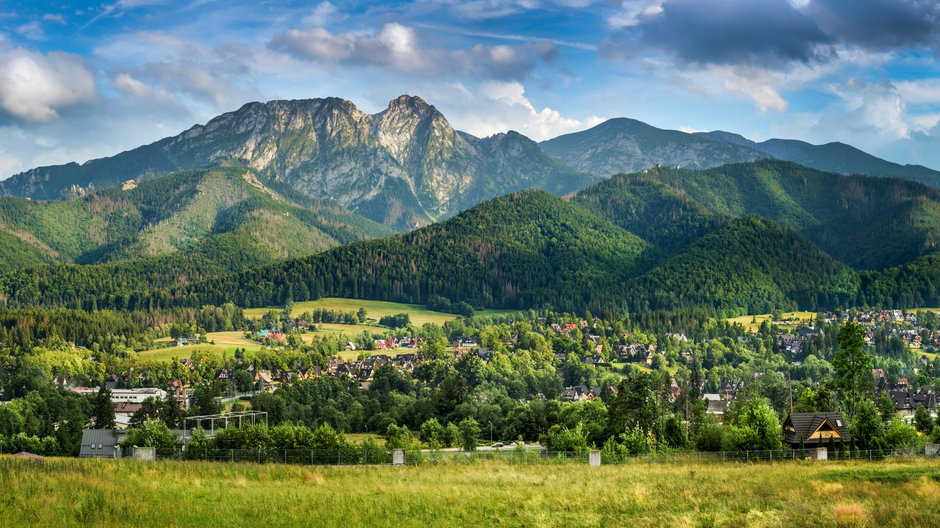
[725,311,818,332]
[1,456,938,527]
[243,297,515,326]
[303,324,384,341]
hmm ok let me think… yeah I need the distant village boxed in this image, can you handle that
[64,308,938,436]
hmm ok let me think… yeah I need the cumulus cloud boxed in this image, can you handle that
[806,0,940,50]
[602,0,833,67]
[0,46,96,122]
[268,23,542,81]
[411,80,604,141]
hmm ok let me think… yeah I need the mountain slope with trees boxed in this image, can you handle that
[0,166,393,274]
[574,160,940,270]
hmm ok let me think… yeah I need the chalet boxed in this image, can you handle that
[872,368,886,380]
[269,332,285,341]
[782,412,851,448]
[889,388,938,416]
[561,386,601,402]
[702,394,729,415]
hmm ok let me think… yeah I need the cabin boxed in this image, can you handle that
[782,412,851,448]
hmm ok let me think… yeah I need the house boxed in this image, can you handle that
[889,389,938,416]
[79,429,126,458]
[702,394,729,415]
[782,412,851,448]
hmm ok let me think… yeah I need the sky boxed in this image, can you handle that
[1,0,940,178]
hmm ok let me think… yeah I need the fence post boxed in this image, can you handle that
[588,450,601,467]
[231,449,234,462]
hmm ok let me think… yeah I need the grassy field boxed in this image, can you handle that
[137,332,266,362]
[1,456,938,527]
[303,323,384,341]
[243,297,515,326]
[725,312,818,332]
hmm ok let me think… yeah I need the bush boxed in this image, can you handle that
[695,422,724,452]
[885,417,919,449]
[120,420,177,449]
[539,423,590,452]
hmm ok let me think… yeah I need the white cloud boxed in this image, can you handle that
[303,2,343,27]
[0,46,96,122]
[895,79,940,105]
[268,23,539,81]
[414,80,604,141]
[16,21,46,41]
[607,1,663,28]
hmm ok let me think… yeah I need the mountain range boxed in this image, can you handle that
[2,95,940,315]
[3,95,939,233]
[3,160,940,315]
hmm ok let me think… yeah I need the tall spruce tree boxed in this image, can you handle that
[92,384,116,429]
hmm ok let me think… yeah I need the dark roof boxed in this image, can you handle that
[783,412,851,446]
[79,429,125,458]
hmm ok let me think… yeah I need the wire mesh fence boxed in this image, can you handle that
[144,445,935,467]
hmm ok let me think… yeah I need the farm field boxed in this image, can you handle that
[1,456,939,527]
[243,297,515,326]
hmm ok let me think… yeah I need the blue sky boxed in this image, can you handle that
[1,0,940,177]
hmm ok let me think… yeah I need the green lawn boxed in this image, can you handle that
[243,297,515,326]
[2,456,939,527]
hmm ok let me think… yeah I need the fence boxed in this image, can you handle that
[144,445,935,467]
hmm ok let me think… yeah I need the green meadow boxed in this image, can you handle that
[1,456,938,527]
[243,297,517,327]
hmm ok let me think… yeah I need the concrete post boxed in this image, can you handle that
[132,446,156,461]
[392,449,405,466]
[816,447,827,461]
[588,450,601,467]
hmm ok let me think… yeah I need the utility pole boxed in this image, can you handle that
[488,421,493,443]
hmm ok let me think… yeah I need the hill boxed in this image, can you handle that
[0,96,594,231]
[540,117,766,176]
[573,160,940,270]
[541,118,940,187]
[623,216,860,314]
[0,167,392,275]
[0,190,651,311]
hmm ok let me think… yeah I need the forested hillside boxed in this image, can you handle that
[0,167,392,275]
[0,190,651,312]
[574,160,940,270]
[4,160,940,316]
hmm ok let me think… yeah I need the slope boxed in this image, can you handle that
[0,167,393,271]
[540,117,940,187]
[540,118,766,177]
[0,96,595,231]
[574,160,940,270]
[623,216,860,315]
[0,190,651,312]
